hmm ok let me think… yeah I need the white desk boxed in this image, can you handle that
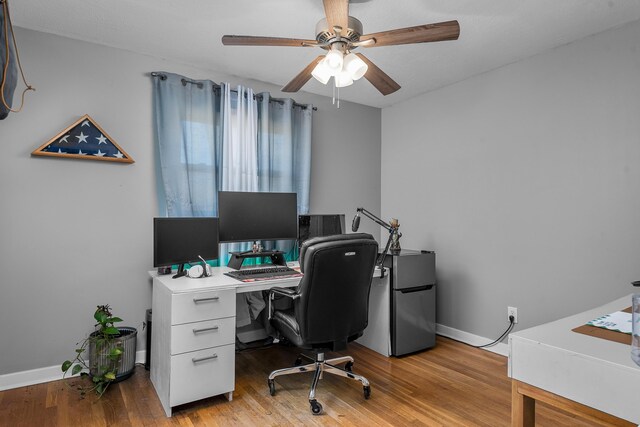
[508,294,639,426]
[149,266,301,416]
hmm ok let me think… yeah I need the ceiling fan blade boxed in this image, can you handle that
[356,53,401,96]
[282,56,325,93]
[323,0,349,32]
[222,35,318,47]
[360,20,460,47]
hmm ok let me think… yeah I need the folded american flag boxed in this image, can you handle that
[32,114,133,163]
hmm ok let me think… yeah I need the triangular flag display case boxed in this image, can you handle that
[32,114,134,163]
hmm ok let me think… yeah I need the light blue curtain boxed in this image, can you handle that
[152,72,220,217]
[151,72,313,263]
[257,93,312,256]
[257,93,312,212]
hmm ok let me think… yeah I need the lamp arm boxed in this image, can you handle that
[354,207,400,278]
[357,207,392,231]
[376,232,394,267]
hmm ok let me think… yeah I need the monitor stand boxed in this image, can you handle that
[172,263,188,279]
[227,250,287,270]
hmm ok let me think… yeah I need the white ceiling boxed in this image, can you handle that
[11,0,640,108]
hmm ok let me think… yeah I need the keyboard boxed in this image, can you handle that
[225,266,303,282]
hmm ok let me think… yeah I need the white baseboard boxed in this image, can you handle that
[1,327,507,392]
[0,350,147,392]
[437,323,509,357]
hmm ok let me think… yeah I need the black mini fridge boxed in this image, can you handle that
[385,250,436,356]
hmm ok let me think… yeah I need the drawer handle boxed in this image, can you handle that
[193,296,220,303]
[192,326,219,334]
[192,354,218,363]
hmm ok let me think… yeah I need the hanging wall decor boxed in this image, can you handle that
[1,0,35,120]
[32,114,134,163]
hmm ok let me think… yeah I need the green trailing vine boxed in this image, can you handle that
[61,305,124,398]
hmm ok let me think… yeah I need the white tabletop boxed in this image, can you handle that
[149,265,302,294]
[508,294,639,423]
[150,261,382,294]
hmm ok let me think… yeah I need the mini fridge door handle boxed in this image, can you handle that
[399,284,434,294]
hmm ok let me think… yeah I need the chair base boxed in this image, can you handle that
[268,352,371,415]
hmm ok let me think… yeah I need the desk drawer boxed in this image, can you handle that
[170,344,235,407]
[171,317,235,355]
[171,289,235,325]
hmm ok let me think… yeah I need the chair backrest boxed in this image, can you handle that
[296,233,379,350]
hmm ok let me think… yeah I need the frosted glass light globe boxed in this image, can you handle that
[343,53,368,80]
[324,50,344,76]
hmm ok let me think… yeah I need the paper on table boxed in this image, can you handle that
[586,311,633,334]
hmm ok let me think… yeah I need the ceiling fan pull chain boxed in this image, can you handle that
[330,80,341,108]
[332,82,336,105]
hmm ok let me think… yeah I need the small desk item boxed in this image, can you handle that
[509,295,639,426]
[149,266,301,417]
[572,307,633,345]
[227,250,287,270]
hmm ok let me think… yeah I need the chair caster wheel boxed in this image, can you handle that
[310,399,323,415]
[268,379,276,396]
[363,385,371,400]
[345,361,353,372]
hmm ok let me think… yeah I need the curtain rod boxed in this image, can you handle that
[151,72,317,111]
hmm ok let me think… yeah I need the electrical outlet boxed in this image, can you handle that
[508,306,518,324]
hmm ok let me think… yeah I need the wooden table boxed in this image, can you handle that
[508,295,639,426]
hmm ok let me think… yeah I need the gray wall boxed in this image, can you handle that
[381,20,640,338]
[0,28,381,376]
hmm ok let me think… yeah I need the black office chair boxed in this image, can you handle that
[266,233,379,415]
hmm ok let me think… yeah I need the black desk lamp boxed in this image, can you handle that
[351,207,402,277]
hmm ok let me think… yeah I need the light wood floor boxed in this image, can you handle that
[0,337,605,426]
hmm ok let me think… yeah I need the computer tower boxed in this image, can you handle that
[298,214,345,245]
[145,309,152,370]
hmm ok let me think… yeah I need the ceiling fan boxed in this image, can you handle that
[221,0,459,96]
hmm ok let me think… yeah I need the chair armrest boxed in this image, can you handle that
[268,287,299,320]
[268,287,299,298]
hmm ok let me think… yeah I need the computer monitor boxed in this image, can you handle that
[153,217,219,278]
[298,214,345,245]
[218,191,298,243]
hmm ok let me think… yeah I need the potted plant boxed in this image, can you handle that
[61,304,137,397]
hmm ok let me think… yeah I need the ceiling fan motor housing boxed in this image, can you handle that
[315,16,363,47]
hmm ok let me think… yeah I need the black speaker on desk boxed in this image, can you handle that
[145,309,152,370]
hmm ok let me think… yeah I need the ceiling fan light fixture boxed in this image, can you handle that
[335,70,354,88]
[224,5,461,97]
[343,52,368,81]
[311,59,331,85]
[324,49,344,76]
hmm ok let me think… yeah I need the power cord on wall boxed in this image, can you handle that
[471,315,515,348]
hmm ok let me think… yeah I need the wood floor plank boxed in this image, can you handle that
[0,337,620,426]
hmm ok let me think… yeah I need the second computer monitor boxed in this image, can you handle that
[153,217,219,277]
[218,191,298,243]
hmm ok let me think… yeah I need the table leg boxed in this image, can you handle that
[512,380,535,427]
[511,379,634,426]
